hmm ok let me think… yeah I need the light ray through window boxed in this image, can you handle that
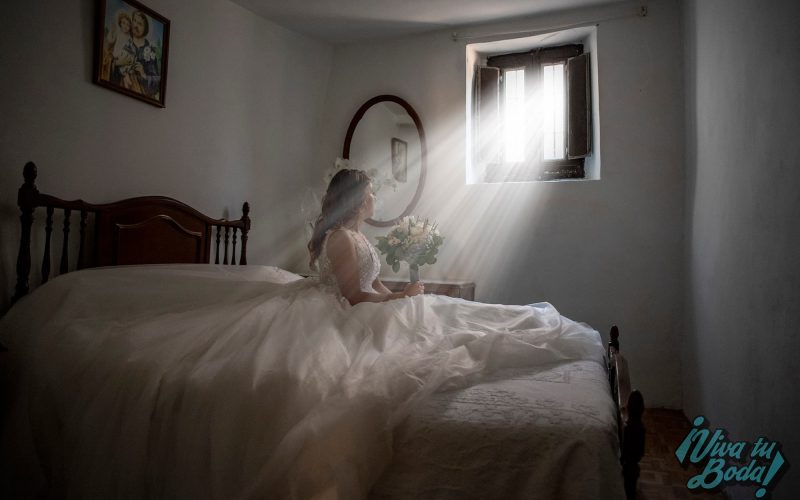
[542,63,565,160]
[503,69,525,163]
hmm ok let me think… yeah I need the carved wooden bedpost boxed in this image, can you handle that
[239,202,250,265]
[607,325,645,499]
[608,325,620,401]
[608,324,620,361]
[622,390,645,499]
[13,162,39,303]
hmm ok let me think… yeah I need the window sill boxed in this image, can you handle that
[469,177,599,185]
[479,161,586,184]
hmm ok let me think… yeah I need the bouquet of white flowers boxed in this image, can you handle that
[376,216,444,282]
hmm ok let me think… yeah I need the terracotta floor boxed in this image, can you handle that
[637,409,729,500]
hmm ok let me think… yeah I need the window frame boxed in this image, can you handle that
[480,43,587,183]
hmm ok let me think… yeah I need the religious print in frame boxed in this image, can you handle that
[93,0,170,107]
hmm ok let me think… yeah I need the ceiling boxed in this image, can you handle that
[231,0,627,44]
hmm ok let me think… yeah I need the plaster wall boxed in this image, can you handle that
[682,0,800,497]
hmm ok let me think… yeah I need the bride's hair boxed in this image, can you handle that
[308,169,372,269]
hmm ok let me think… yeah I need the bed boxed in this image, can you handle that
[1,162,644,499]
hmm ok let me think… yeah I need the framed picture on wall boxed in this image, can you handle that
[391,137,408,182]
[93,0,170,107]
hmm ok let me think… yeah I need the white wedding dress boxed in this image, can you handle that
[0,231,606,499]
[317,228,383,295]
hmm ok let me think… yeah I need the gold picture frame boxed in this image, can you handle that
[93,0,170,107]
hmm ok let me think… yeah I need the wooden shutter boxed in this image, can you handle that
[567,53,591,159]
[476,66,501,165]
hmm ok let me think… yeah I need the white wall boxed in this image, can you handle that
[0,0,333,311]
[318,0,685,408]
[683,0,800,498]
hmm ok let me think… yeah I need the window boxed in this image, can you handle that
[470,43,592,183]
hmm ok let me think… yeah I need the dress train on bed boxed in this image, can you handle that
[0,265,604,499]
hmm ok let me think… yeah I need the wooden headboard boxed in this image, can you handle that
[13,162,251,303]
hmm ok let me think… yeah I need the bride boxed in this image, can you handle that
[308,168,424,304]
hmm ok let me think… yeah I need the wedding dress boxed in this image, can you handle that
[317,227,382,294]
[0,234,606,499]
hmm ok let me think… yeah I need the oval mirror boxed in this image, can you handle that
[343,95,426,227]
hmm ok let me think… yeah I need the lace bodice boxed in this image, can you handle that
[318,228,381,295]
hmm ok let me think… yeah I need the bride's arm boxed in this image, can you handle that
[373,277,425,298]
[327,230,422,305]
[372,278,393,294]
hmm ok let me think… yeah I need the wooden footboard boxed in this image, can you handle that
[608,325,645,500]
[13,162,251,303]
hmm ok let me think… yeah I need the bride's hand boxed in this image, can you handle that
[403,282,424,297]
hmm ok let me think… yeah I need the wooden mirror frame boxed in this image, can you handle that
[342,95,427,227]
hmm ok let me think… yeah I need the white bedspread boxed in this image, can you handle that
[371,361,624,499]
[0,264,610,499]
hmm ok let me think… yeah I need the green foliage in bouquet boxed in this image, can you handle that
[375,216,444,273]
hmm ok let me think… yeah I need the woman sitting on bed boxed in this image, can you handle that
[308,169,424,304]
